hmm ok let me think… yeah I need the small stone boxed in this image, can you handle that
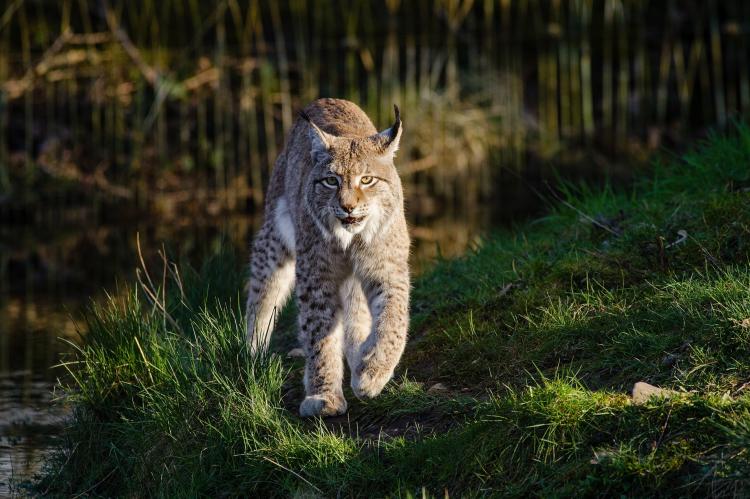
[287,348,305,358]
[427,383,448,394]
[631,381,680,404]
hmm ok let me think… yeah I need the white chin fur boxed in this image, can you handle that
[340,220,367,234]
[327,207,382,250]
[332,220,358,250]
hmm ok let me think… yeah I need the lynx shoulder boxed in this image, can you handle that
[245,98,410,417]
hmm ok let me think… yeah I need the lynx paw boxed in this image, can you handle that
[351,366,393,399]
[299,393,348,417]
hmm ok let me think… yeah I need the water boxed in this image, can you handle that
[0,307,73,496]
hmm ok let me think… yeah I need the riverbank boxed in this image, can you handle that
[32,126,750,496]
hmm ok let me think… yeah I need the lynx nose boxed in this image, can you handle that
[341,203,355,214]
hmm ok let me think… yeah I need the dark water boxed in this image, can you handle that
[0,307,71,496]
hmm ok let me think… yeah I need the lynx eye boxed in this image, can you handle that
[360,176,374,185]
[322,176,339,187]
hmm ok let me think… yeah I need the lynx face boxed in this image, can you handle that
[304,110,402,244]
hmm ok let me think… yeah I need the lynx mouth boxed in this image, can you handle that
[340,216,365,226]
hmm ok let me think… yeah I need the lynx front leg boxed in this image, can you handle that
[296,259,347,417]
[246,223,295,354]
[341,276,372,374]
[351,267,410,399]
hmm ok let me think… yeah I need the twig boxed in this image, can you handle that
[41,443,80,495]
[160,244,168,330]
[101,0,159,86]
[36,160,133,199]
[135,233,183,334]
[498,283,513,297]
[544,182,621,237]
[168,261,186,303]
[260,456,323,494]
[136,233,156,293]
[141,78,173,132]
[654,405,673,450]
[134,336,155,385]
[687,234,721,267]
[71,467,117,499]
[665,229,688,248]
[102,0,178,132]
[135,268,183,334]
[0,0,23,33]
[732,380,750,397]
[580,248,648,276]
[3,28,72,99]
[67,32,111,45]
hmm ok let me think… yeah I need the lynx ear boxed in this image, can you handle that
[368,104,402,161]
[300,110,334,162]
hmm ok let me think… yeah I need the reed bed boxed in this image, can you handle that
[0,0,749,214]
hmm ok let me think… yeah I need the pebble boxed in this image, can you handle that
[631,381,682,404]
[427,383,448,394]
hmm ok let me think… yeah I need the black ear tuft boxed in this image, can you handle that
[390,104,401,140]
[367,104,403,155]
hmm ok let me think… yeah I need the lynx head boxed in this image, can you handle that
[302,106,403,245]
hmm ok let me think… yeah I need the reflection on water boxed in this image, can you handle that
[0,295,79,495]
[0,372,69,495]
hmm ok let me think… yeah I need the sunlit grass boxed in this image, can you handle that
[32,125,750,496]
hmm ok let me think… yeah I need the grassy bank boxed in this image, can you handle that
[34,126,750,497]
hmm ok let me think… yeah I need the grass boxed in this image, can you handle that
[32,124,750,497]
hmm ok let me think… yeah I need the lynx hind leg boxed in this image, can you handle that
[340,277,372,380]
[245,215,295,355]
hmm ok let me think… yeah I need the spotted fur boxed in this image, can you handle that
[246,98,410,417]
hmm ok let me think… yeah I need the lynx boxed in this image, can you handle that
[245,98,410,417]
